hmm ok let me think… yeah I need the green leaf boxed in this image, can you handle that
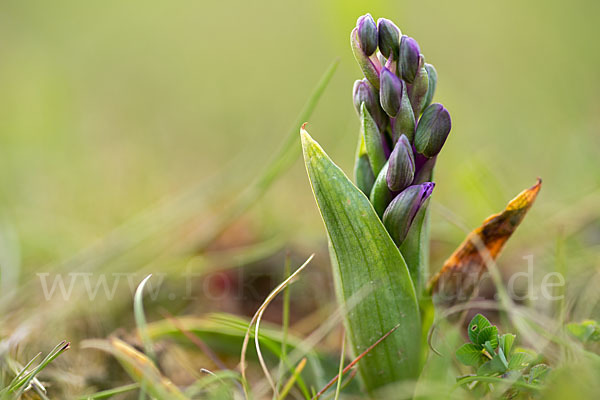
[497,347,509,370]
[477,355,507,376]
[454,375,542,393]
[301,129,421,392]
[483,341,496,357]
[507,352,532,371]
[476,326,498,348]
[499,333,515,356]
[468,314,492,344]
[456,343,484,367]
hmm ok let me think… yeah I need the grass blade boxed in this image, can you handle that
[82,338,188,400]
[134,274,155,361]
[278,358,307,400]
[12,341,70,396]
[77,383,140,399]
[240,255,314,399]
[276,253,292,395]
[5,352,41,390]
[333,332,346,400]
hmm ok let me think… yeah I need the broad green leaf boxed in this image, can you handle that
[497,347,509,369]
[477,354,507,376]
[301,128,421,392]
[456,343,484,367]
[499,333,515,356]
[468,314,492,344]
[483,341,496,357]
[476,326,498,348]
[508,352,532,371]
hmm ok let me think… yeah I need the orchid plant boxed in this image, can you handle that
[301,13,540,396]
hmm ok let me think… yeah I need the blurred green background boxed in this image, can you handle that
[0,0,599,392]
[1,0,599,261]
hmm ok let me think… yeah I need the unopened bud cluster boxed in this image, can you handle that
[351,14,451,246]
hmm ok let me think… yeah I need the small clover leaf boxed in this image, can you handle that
[476,325,498,348]
[468,314,492,344]
[477,354,507,376]
[456,314,546,396]
[456,343,486,367]
[507,351,532,370]
[499,333,515,356]
[497,346,509,369]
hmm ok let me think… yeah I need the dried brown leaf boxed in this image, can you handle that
[429,179,542,307]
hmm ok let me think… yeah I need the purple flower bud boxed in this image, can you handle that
[356,14,378,56]
[387,135,415,192]
[380,67,403,117]
[353,80,372,112]
[400,36,421,83]
[351,28,382,89]
[383,182,435,246]
[414,103,451,157]
[352,79,381,119]
[377,18,401,59]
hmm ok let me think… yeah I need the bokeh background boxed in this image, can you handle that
[0,0,599,396]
